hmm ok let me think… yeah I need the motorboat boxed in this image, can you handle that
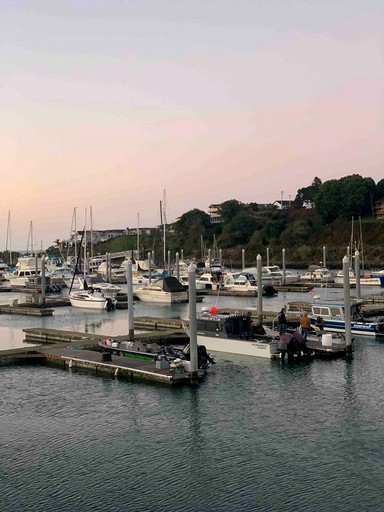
[224,273,257,292]
[241,266,298,285]
[98,338,214,369]
[135,276,188,303]
[25,275,62,293]
[262,265,300,284]
[299,265,334,283]
[333,270,384,287]
[194,307,280,358]
[68,289,117,310]
[223,272,277,296]
[97,261,149,286]
[0,261,11,281]
[78,276,122,294]
[308,299,384,337]
[48,264,76,288]
[196,272,222,290]
[8,256,50,288]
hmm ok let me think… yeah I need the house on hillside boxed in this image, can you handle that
[73,229,126,244]
[126,227,154,236]
[373,197,384,219]
[273,199,291,210]
[208,204,222,223]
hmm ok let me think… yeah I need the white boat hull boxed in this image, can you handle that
[196,334,279,358]
[69,291,116,310]
[135,289,188,303]
[333,276,382,286]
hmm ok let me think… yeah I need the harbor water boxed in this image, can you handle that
[1,284,384,511]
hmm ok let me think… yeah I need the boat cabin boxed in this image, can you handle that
[310,300,366,322]
[197,312,254,340]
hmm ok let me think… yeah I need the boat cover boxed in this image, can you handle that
[161,276,186,292]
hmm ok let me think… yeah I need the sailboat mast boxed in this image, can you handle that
[162,190,167,270]
[72,207,78,268]
[90,205,94,268]
[160,200,165,269]
[359,216,364,272]
[84,207,87,277]
[137,213,140,260]
[27,221,34,254]
[6,210,12,266]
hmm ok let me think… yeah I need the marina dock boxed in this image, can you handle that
[3,327,200,385]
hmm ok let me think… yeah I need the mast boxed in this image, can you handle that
[137,213,140,261]
[6,210,12,266]
[160,200,165,270]
[83,207,87,277]
[90,205,94,270]
[27,221,34,254]
[359,216,364,272]
[162,189,167,270]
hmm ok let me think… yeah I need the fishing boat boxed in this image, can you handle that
[135,276,188,303]
[308,300,384,337]
[194,307,280,358]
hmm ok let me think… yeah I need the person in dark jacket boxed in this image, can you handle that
[277,307,287,336]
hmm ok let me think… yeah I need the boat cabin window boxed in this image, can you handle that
[330,307,341,318]
[312,306,331,317]
[225,317,250,337]
[197,319,221,333]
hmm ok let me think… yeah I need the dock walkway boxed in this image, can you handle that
[39,346,196,384]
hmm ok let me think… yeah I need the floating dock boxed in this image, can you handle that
[5,327,201,385]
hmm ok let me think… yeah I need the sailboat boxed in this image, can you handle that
[68,221,117,311]
[0,211,13,280]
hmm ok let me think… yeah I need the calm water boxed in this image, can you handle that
[1,285,384,511]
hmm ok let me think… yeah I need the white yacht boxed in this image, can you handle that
[224,273,257,292]
[299,265,334,283]
[8,256,49,288]
[135,276,188,303]
[262,265,300,284]
[333,270,384,287]
[77,276,122,294]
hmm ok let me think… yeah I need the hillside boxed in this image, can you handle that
[73,210,384,270]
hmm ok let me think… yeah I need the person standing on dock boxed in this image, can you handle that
[277,307,287,336]
[299,312,311,341]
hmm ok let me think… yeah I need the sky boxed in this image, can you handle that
[1,0,384,250]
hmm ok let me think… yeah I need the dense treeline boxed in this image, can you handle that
[166,174,384,267]
[29,174,384,269]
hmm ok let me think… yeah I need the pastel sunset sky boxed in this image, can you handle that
[2,0,383,249]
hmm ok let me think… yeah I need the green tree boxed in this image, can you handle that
[173,209,212,255]
[293,177,322,208]
[218,211,258,248]
[377,178,384,198]
[315,174,376,223]
[217,200,244,223]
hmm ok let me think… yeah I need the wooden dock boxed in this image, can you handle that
[40,347,202,385]
[5,329,202,385]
